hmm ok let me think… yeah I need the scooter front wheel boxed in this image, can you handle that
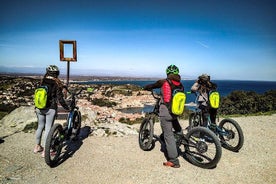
[44,123,64,167]
[138,117,155,151]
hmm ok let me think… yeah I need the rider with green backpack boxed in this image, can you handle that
[191,74,219,126]
[33,65,70,157]
[144,64,185,168]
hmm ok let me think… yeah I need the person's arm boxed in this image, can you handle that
[144,79,165,91]
[191,81,200,92]
[57,86,70,110]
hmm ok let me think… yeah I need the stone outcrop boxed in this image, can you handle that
[0,106,37,138]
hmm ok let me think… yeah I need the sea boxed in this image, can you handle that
[74,80,276,104]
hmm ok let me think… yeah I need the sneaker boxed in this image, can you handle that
[33,146,44,153]
[50,150,57,156]
[163,161,180,168]
[41,150,56,158]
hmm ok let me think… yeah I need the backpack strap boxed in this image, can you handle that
[166,78,173,89]
[166,79,184,91]
[165,78,184,102]
[166,79,176,97]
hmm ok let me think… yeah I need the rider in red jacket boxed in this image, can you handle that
[144,64,184,168]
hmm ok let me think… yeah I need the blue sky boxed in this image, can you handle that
[0,0,276,81]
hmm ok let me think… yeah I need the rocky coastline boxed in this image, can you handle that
[0,75,155,137]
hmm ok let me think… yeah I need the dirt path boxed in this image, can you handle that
[1,115,276,184]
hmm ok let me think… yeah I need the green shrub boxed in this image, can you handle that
[92,98,117,107]
[0,111,8,120]
[23,121,38,133]
[0,104,18,113]
[119,117,130,124]
[118,117,144,125]
[113,89,132,96]
[219,90,276,115]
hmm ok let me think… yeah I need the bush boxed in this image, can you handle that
[0,104,18,113]
[92,98,117,107]
[0,111,9,120]
[219,90,276,115]
[119,117,144,125]
[23,121,38,133]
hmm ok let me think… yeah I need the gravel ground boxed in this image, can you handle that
[1,114,276,184]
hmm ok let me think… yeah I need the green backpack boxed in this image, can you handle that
[34,86,48,109]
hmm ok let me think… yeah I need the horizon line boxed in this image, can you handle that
[0,72,275,82]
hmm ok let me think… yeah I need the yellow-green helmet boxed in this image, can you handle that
[166,64,179,75]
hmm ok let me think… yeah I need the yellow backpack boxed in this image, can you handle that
[34,86,48,109]
[209,91,220,109]
[167,79,186,115]
[171,91,186,115]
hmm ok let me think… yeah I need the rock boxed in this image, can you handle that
[0,106,37,138]
[79,106,97,127]
[91,122,138,137]
[0,104,138,138]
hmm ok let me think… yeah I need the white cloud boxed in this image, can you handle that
[196,41,209,49]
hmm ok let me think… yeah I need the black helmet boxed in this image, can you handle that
[46,65,60,77]
[198,74,210,82]
[166,64,179,75]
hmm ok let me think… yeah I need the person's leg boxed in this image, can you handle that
[41,109,56,157]
[159,133,169,161]
[172,118,182,133]
[209,108,217,124]
[200,106,210,127]
[44,109,56,146]
[34,108,46,152]
[172,118,183,147]
[160,116,179,166]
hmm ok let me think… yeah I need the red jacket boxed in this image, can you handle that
[144,74,183,104]
[162,80,182,103]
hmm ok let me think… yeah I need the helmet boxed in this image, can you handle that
[166,64,179,75]
[46,65,60,77]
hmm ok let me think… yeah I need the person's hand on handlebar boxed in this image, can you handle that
[143,85,151,91]
[63,105,71,112]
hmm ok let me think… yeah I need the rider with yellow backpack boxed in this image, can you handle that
[33,65,70,157]
[144,64,185,168]
[191,74,220,126]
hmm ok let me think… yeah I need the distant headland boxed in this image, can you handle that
[0,72,160,82]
